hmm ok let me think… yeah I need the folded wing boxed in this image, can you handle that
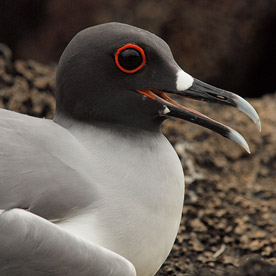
[0,209,135,276]
[0,109,97,220]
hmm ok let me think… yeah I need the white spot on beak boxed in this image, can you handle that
[163,106,170,114]
[176,70,194,91]
[159,106,170,116]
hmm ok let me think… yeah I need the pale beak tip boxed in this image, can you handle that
[233,94,261,132]
[227,128,251,154]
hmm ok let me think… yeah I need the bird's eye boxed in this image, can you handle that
[115,44,146,73]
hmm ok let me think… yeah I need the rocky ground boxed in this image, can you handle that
[0,45,275,275]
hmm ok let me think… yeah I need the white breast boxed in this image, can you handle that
[57,125,185,276]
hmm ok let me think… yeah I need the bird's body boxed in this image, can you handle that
[0,22,260,275]
[56,121,184,276]
[0,108,183,275]
[55,119,184,276]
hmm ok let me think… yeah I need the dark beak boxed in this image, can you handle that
[137,78,261,153]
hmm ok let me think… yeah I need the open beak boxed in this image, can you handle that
[137,78,261,153]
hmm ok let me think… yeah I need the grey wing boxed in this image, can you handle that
[0,209,136,276]
[0,109,97,220]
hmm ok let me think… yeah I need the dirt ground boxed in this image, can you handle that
[0,45,275,275]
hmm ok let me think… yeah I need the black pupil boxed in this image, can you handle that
[118,48,142,70]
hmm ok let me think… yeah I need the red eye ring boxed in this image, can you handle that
[115,44,146,73]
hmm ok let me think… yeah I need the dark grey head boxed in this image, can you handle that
[54,22,260,151]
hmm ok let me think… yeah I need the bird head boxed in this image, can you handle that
[55,22,260,152]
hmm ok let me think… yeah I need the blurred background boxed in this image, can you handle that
[1,0,276,98]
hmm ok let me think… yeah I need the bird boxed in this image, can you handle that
[0,22,260,276]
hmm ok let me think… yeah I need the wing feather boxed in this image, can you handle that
[0,109,97,220]
[0,209,136,276]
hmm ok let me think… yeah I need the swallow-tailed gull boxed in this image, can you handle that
[0,22,260,276]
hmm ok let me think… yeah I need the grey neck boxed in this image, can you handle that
[53,111,163,137]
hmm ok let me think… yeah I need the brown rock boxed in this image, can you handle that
[190,218,208,232]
